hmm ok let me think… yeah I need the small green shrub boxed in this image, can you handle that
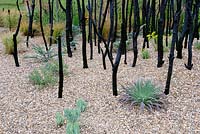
[29,68,57,88]
[120,79,166,112]
[25,45,57,62]
[55,99,87,134]
[194,41,200,50]
[2,33,20,54]
[64,109,80,123]
[29,61,68,88]
[141,49,150,59]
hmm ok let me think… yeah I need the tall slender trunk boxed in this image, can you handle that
[185,0,194,70]
[165,0,182,95]
[26,0,35,47]
[157,0,167,67]
[81,0,88,68]
[112,0,126,96]
[39,0,48,51]
[88,0,93,59]
[13,0,22,67]
[66,0,73,57]
[58,36,63,98]
[132,0,140,67]
[128,0,134,33]
[97,0,103,54]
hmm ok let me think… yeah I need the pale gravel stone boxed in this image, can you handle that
[0,31,199,134]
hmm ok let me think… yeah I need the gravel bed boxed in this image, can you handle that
[0,33,200,134]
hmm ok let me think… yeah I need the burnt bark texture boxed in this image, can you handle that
[39,0,48,51]
[26,0,35,47]
[157,0,167,67]
[165,0,182,95]
[66,0,73,57]
[58,36,63,98]
[132,0,140,67]
[81,0,88,68]
[88,0,93,59]
[13,0,22,67]
[112,0,126,96]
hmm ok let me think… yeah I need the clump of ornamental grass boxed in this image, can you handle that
[45,23,65,44]
[119,79,166,112]
[2,10,18,30]
[20,20,40,36]
[2,32,20,54]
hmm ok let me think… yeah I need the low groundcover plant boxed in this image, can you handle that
[120,79,166,112]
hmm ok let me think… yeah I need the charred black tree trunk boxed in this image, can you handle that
[123,0,129,64]
[132,0,140,67]
[100,0,110,35]
[110,0,118,59]
[165,0,182,95]
[58,0,66,12]
[76,0,82,28]
[26,0,35,47]
[151,0,156,32]
[193,1,199,40]
[66,0,73,57]
[94,0,97,46]
[58,36,63,98]
[128,0,134,33]
[49,0,54,47]
[88,0,93,59]
[142,0,150,49]
[97,0,103,54]
[39,0,48,51]
[81,0,88,68]
[176,1,192,59]
[101,0,115,70]
[165,0,170,47]
[157,0,167,67]
[112,0,127,96]
[185,0,195,70]
[13,0,22,67]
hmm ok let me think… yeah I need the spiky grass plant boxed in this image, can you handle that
[2,33,20,54]
[120,79,166,112]
[24,45,57,62]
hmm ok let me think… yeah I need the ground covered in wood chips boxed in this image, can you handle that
[0,28,200,134]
